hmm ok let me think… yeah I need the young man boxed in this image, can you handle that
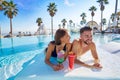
[72,26,102,69]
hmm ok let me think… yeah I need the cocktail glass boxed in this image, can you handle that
[68,52,75,70]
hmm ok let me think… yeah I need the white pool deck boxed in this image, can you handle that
[14,42,120,80]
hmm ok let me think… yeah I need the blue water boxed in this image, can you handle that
[0,33,120,80]
[0,36,52,56]
[0,35,53,80]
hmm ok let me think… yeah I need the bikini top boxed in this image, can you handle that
[51,44,66,57]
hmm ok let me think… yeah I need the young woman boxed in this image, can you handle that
[45,29,72,71]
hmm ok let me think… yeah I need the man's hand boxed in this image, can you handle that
[93,63,102,69]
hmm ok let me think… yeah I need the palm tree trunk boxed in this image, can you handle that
[63,23,65,28]
[115,0,118,14]
[92,16,93,27]
[114,0,118,33]
[10,18,12,36]
[0,26,1,37]
[51,17,53,37]
[39,26,40,35]
[92,16,94,35]
[101,10,103,32]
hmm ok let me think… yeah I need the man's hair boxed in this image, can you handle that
[80,26,92,34]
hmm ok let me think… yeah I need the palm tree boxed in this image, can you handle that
[102,18,106,30]
[0,0,8,37]
[47,2,57,36]
[114,0,118,18]
[80,12,86,20]
[0,26,1,37]
[73,23,75,27]
[80,20,86,26]
[58,24,61,29]
[114,0,118,32]
[0,0,8,11]
[61,19,67,28]
[4,0,18,36]
[36,18,42,35]
[110,13,115,22]
[89,6,97,27]
[0,0,2,10]
[96,0,109,32]
[36,18,42,27]
[80,12,87,26]
[69,20,73,27]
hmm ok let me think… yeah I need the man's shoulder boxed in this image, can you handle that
[89,42,96,48]
[72,39,80,45]
[90,42,95,45]
[73,38,79,42]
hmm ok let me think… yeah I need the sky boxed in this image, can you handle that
[0,0,120,35]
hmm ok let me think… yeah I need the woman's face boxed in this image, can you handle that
[60,32,70,44]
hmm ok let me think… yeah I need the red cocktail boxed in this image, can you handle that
[68,52,75,70]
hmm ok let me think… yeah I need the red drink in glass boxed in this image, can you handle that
[68,53,75,70]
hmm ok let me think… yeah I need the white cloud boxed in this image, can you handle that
[64,0,75,7]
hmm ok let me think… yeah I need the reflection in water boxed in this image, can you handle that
[10,38,14,54]
[37,35,53,46]
[100,34,105,44]
[0,39,3,54]
[0,38,14,56]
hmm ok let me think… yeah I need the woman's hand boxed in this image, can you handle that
[52,64,64,71]
[58,64,64,70]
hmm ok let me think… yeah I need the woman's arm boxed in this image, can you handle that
[45,43,64,71]
[45,43,55,67]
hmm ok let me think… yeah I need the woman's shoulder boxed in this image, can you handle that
[50,41,55,44]
[48,41,55,48]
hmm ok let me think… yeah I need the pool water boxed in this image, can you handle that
[0,35,53,80]
[0,35,52,56]
[0,33,119,80]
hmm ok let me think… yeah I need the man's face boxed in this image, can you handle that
[80,30,92,44]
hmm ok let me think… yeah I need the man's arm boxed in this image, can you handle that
[90,43,102,68]
[72,40,93,68]
[75,58,93,68]
[90,43,100,63]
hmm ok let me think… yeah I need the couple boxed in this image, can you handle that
[45,26,102,71]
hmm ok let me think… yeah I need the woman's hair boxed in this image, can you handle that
[54,29,67,45]
[45,29,67,53]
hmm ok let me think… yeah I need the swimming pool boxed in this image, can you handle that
[0,33,120,80]
[0,35,53,80]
